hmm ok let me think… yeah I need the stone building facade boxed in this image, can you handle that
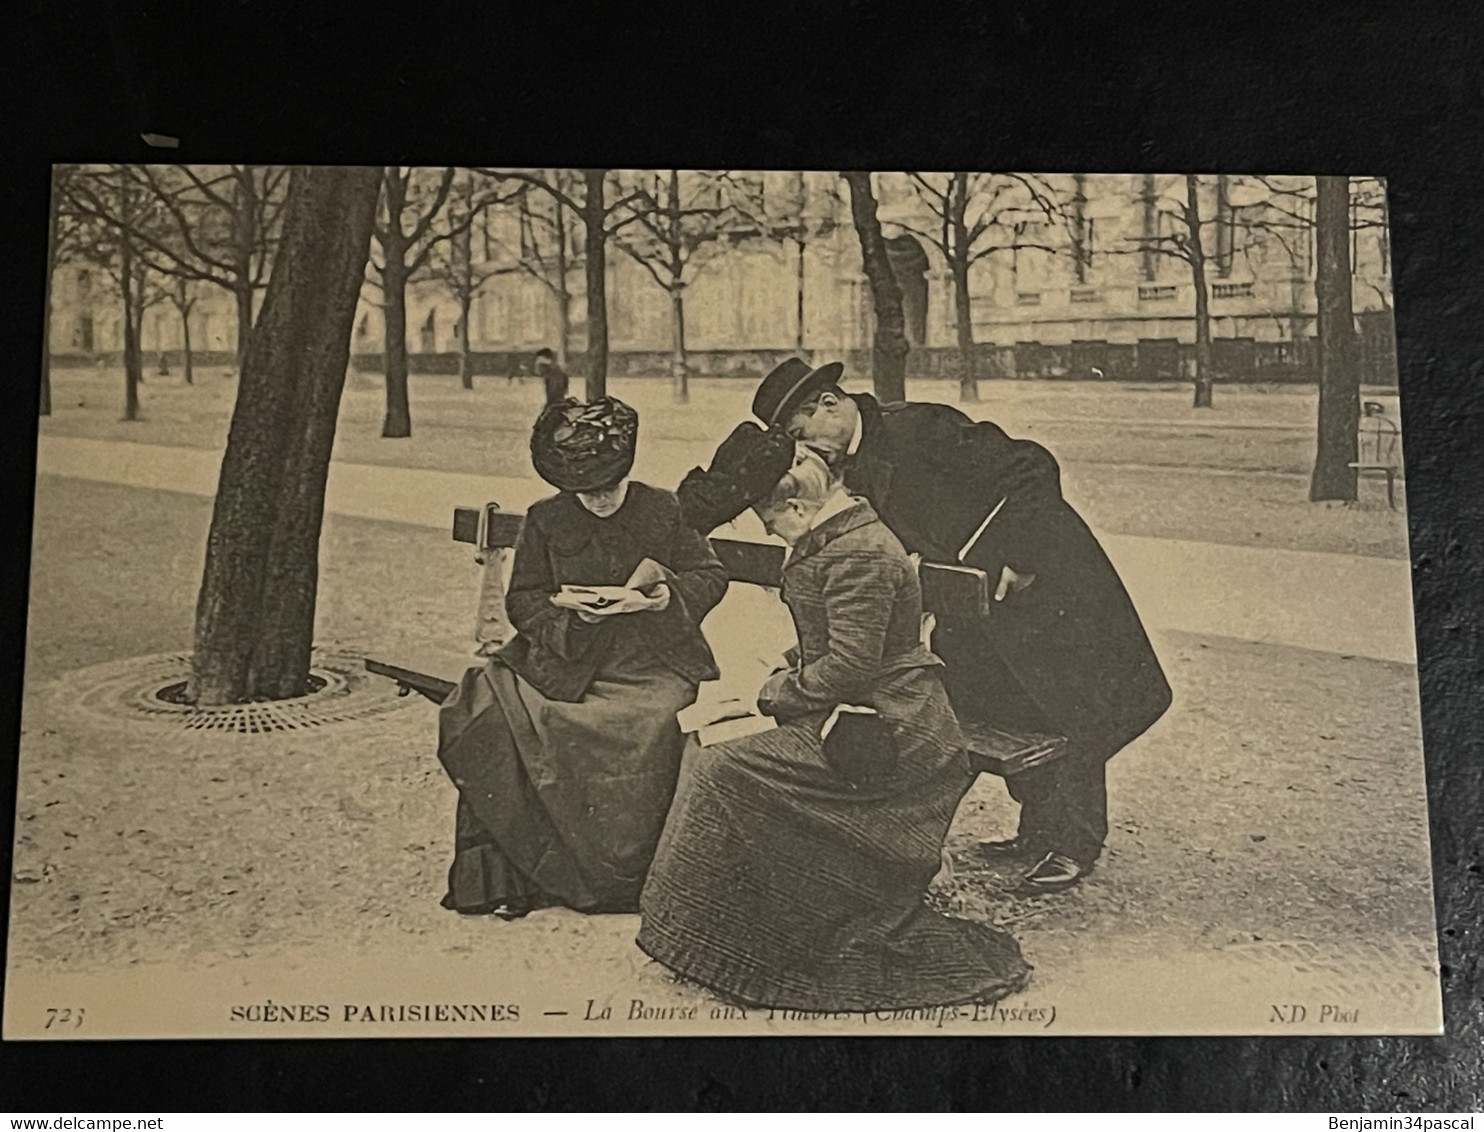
[48,171,1397,384]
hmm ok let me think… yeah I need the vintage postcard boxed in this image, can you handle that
[4,166,1438,1038]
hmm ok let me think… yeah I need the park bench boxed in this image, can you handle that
[365,503,1067,779]
[1351,401,1403,510]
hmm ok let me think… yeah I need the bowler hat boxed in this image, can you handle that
[751,358,846,427]
[676,422,798,533]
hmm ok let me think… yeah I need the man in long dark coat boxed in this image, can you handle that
[747,358,1172,893]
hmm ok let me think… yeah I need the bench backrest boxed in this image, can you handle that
[452,504,992,620]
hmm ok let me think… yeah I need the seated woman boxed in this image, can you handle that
[640,431,1032,1013]
[436,398,728,919]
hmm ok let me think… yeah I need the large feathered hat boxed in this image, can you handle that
[676,422,799,534]
[530,397,639,493]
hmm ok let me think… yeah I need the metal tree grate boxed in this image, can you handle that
[53,650,422,734]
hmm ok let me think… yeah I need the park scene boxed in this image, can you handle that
[4,165,1439,1037]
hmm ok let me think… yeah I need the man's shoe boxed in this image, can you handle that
[973,835,1043,861]
[1018,852,1090,894]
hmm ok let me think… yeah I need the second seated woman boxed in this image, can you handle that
[642,432,1032,1012]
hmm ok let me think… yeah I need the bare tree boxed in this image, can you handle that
[721,171,845,356]
[368,166,489,437]
[67,165,164,419]
[611,169,736,402]
[67,165,289,369]
[42,165,88,417]
[1310,175,1362,503]
[188,165,383,706]
[888,172,1060,401]
[505,172,585,367]
[1120,174,1266,409]
[423,171,521,389]
[165,277,199,385]
[475,169,650,399]
[842,171,908,403]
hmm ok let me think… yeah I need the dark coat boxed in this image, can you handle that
[841,393,1171,756]
[499,482,728,702]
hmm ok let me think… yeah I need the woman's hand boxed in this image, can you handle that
[587,586,668,616]
[551,592,607,623]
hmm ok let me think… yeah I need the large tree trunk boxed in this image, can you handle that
[188,165,382,706]
[458,289,474,390]
[1310,175,1361,502]
[670,288,689,403]
[381,260,412,437]
[582,169,609,400]
[843,171,908,402]
[1185,174,1214,410]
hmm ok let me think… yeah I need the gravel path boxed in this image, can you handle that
[7,478,1438,1035]
[38,367,1412,559]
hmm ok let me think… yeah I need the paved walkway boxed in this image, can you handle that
[35,435,1419,665]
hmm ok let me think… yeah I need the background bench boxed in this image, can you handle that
[367,503,1066,778]
[1351,401,1403,510]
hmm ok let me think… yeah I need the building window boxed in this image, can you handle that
[1140,174,1160,282]
[522,288,543,341]
[1071,174,1094,284]
[1215,175,1235,278]
[486,293,509,342]
[1138,284,1178,302]
[1212,281,1254,299]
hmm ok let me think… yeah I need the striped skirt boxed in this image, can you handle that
[636,670,1031,1012]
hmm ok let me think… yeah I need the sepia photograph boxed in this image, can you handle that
[3,164,1439,1039]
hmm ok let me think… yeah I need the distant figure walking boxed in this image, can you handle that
[534,347,570,406]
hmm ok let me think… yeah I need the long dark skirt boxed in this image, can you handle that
[437,637,697,915]
[637,673,1032,1012]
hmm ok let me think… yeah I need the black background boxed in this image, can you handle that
[1,0,1481,1111]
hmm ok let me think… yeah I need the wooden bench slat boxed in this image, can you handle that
[712,539,785,588]
[453,503,990,620]
[364,660,1064,779]
[365,659,455,705]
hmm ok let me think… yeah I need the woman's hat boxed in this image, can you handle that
[751,358,846,427]
[530,397,639,493]
[676,422,798,533]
